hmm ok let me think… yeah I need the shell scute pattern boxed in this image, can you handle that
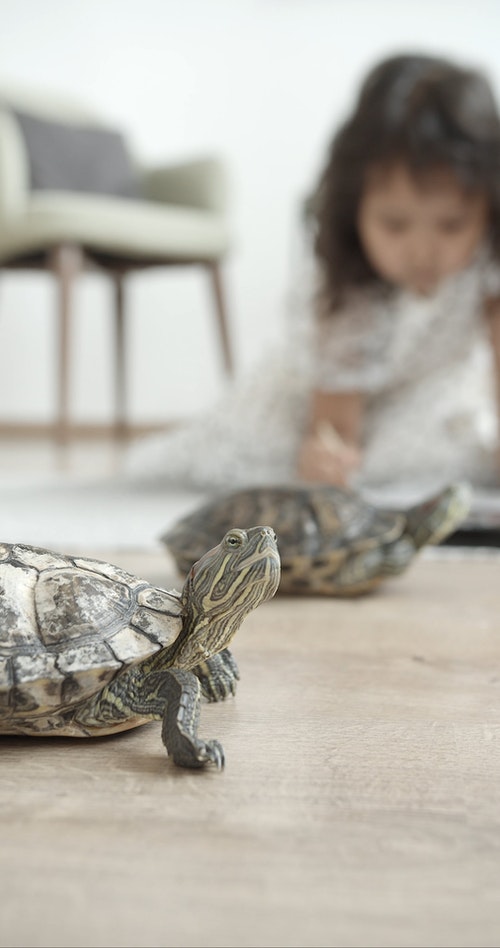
[11,651,64,713]
[0,655,11,697]
[307,490,404,550]
[0,542,184,719]
[131,605,178,641]
[73,556,148,589]
[11,545,72,570]
[107,625,160,663]
[0,562,38,647]
[35,568,133,643]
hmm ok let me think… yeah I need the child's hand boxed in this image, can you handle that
[297,421,361,487]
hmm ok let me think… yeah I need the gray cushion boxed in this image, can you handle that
[12,108,140,198]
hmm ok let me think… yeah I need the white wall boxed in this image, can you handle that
[0,0,499,424]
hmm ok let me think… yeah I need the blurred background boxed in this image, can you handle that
[0,0,499,431]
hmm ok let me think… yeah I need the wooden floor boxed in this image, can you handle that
[1,546,500,948]
[0,432,499,948]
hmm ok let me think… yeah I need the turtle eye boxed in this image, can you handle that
[225,530,245,548]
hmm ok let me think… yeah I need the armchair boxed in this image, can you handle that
[0,83,233,439]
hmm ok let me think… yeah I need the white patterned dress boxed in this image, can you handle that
[126,247,500,496]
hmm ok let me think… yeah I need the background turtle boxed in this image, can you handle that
[161,483,470,596]
[0,526,280,769]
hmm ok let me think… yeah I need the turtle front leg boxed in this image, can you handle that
[192,648,240,702]
[161,669,225,770]
[73,665,225,769]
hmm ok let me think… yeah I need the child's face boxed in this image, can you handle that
[357,163,489,296]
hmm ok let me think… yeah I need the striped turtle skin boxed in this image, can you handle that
[162,483,470,597]
[0,526,280,769]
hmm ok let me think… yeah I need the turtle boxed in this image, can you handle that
[0,525,280,769]
[161,482,470,597]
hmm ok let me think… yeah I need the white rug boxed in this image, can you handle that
[0,472,208,553]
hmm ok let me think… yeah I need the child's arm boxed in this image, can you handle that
[297,389,363,486]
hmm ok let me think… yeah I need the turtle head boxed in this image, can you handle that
[174,526,281,668]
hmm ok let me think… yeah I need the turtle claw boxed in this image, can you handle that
[172,737,225,770]
[196,739,225,770]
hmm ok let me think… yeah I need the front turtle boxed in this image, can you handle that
[161,483,470,596]
[0,526,280,769]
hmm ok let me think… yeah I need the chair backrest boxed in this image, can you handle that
[0,82,104,219]
[0,82,142,223]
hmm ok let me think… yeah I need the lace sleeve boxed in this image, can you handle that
[312,293,393,393]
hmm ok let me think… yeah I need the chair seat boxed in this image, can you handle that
[0,191,230,264]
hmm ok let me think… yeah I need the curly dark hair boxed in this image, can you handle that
[312,52,500,312]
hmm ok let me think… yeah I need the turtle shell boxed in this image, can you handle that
[162,486,405,580]
[0,542,183,720]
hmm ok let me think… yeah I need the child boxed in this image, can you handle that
[127,52,500,496]
[297,52,500,492]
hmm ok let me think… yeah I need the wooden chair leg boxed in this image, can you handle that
[207,261,233,375]
[48,244,83,443]
[112,270,127,437]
